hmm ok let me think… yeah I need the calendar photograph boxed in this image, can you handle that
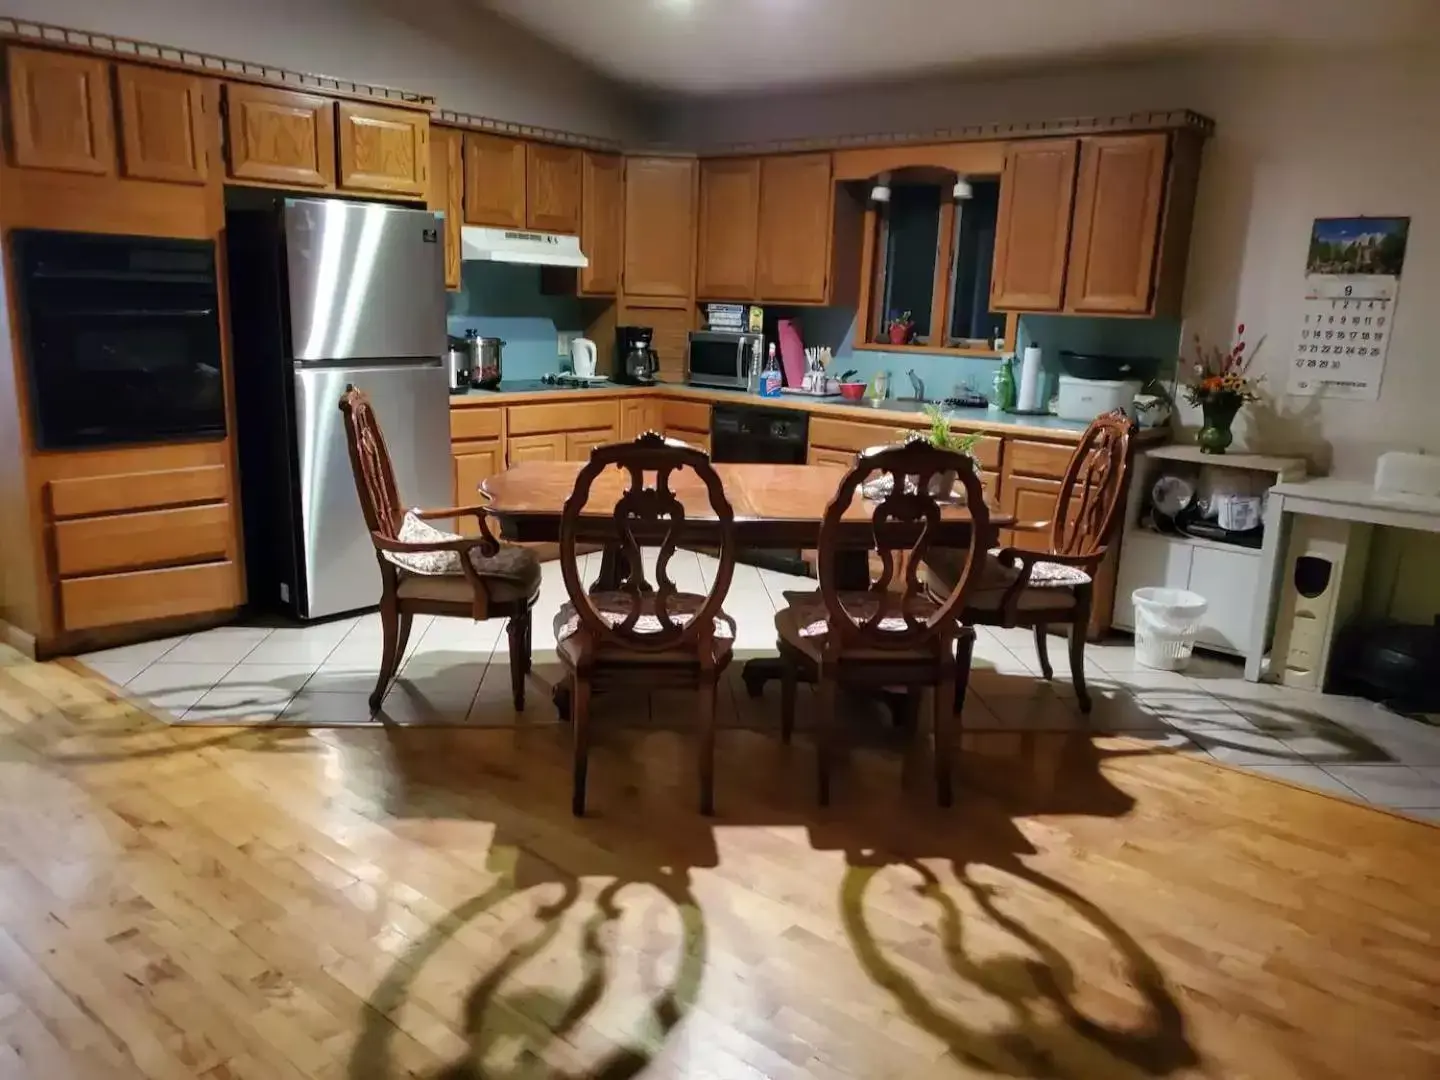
[1288,215,1409,401]
[1305,217,1409,276]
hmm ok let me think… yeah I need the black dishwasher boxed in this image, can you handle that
[710,404,811,576]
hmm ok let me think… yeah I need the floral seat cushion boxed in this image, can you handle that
[554,591,736,664]
[382,511,541,594]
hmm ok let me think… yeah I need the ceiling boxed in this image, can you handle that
[481,0,1440,94]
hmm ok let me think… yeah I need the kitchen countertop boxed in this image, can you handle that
[452,379,1132,441]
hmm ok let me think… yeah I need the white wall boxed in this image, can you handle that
[665,46,1440,478]
[5,0,647,141]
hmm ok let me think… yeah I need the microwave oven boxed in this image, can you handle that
[688,329,761,390]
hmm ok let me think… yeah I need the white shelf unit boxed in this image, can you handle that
[1112,446,1308,658]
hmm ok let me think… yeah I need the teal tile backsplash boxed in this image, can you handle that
[445,261,600,381]
[791,307,1180,404]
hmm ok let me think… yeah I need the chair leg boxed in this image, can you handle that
[370,594,402,712]
[521,607,533,674]
[698,675,717,816]
[1071,586,1093,714]
[395,611,415,665]
[815,674,837,807]
[507,613,528,711]
[780,661,797,745]
[571,676,591,816]
[1033,623,1053,680]
[934,675,955,807]
[953,631,976,716]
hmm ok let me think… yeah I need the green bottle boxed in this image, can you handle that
[993,355,1017,411]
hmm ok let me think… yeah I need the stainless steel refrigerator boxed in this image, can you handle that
[228,197,450,619]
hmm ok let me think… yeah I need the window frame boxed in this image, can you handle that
[856,173,1016,357]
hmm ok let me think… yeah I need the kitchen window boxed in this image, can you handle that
[861,173,1012,355]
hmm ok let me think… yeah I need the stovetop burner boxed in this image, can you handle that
[539,372,613,388]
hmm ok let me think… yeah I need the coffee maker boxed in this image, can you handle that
[615,325,659,385]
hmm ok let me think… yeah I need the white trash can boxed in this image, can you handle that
[1131,587,1208,671]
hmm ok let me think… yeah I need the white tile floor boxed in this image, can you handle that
[76,550,1440,821]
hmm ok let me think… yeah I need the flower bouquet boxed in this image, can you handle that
[1183,324,1262,454]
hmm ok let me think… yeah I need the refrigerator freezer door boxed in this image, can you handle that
[293,363,451,619]
[285,198,446,362]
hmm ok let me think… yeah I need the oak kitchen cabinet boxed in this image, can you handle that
[623,156,697,299]
[696,157,761,300]
[525,142,582,234]
[223,84,335,189]
[114,65,211,185]
[755,152,844,304]
[429,126,464,290]
[4,47,115,175]
[335,101,427,197]
[579,152,623,295]
[464,132,527,228]
[990,139,1079,311]
[990,132,1199,317]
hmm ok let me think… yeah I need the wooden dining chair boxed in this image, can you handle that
[556,432,738,817]
[338,386,540,712]
[773,441,994,806]
[922,409,1136,713]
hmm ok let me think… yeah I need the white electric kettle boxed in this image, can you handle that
[570,337,598,378]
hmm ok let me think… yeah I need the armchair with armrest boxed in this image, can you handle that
[922,410,1136,713]
[339,386,540,712]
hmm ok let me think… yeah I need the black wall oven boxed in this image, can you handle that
[11,229,226,450]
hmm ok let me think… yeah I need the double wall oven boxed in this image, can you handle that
[11,229,226,450]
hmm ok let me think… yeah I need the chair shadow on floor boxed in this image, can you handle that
[340,716,1202,1080]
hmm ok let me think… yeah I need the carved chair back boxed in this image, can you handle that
[816,441,992,652]
[338,385,403,544]
[559,432,737,654]
[1049,410,1136,564]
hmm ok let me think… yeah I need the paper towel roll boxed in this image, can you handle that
[1017,346,1043,412]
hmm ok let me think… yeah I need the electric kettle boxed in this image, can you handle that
[570,337,598,378]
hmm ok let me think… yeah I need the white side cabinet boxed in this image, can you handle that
[1113,445,1307,659]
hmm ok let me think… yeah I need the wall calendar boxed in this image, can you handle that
[1287,216,1409,401]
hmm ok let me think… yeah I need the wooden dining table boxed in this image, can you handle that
[480,461,1012,709]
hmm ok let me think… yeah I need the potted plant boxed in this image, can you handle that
[1183,324,1263,454]
[904,404,981,500]
[886,311,915,345]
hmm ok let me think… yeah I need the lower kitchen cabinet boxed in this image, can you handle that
[565,428,620,461]
[620,398,661,440]
[507,433,566,464]
[453,441,502,535]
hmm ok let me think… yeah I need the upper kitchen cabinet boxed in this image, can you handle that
[114,65,211,185]
[991,130,1201,317]
[525,143,582,234]
[223,84,335,189]
[429,126,464,290]
[1065,134,1169,314]
[696,157,760,300]
[464,132,526,228]
[5,47,115,175]
[623,156,697,300]
[579,151,622,295]
[335,102,428,197]
[755,152,844,304]
[990,139,1079,311]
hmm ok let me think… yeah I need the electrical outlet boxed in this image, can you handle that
[557,331,577,360]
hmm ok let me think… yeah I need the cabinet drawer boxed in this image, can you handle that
[48,465,229,519]
[60,560,240,632]
[960,434,1002,471]
[1007,439,1075,479]
[808,446,856,469]
[664,429,710,453]
[660,399,711,433]
[55,503,232,577]
[450,406,504,442]
[507,400,619,436]
[809,416,901,454]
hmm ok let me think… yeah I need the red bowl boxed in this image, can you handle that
[838,381,866,401]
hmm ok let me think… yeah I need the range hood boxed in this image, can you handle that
[460,226,589,268]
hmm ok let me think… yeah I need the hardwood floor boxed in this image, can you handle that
[0,647,1436,1079]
